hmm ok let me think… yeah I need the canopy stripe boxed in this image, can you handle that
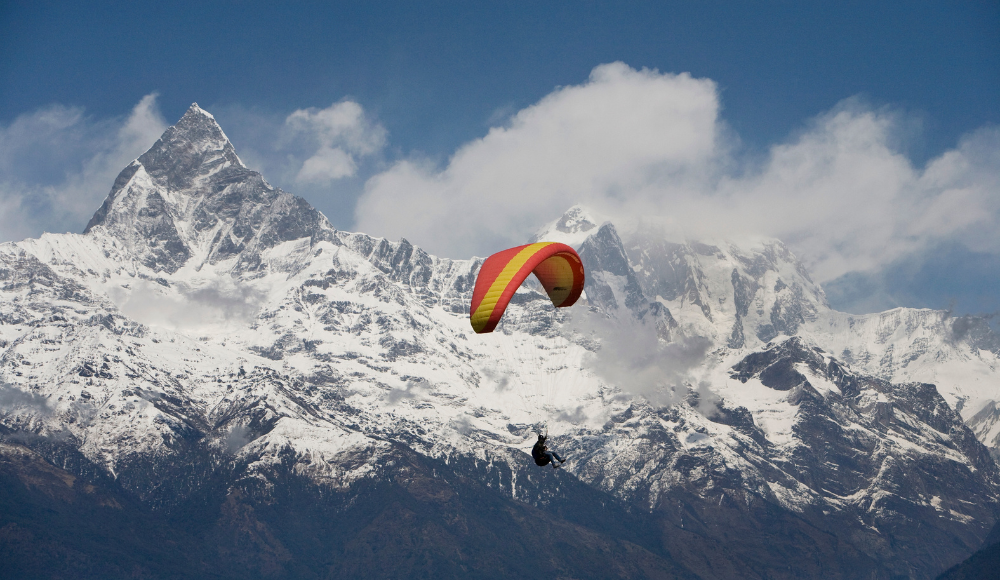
[469,242,585,334]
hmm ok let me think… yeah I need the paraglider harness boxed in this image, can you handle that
[531,433,551,466]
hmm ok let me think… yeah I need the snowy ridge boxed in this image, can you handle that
[808,308,1000,422]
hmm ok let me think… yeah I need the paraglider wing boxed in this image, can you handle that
[469,242,585,334]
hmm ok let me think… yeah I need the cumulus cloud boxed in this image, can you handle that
[296,145,357,183]
[354,62,1000,287]
[284,101,387,186]
[385,380,422,404]
[208,100,386,227]
[481,366,511,392]
[224,424,253,453]
[356,62,720,258]
[0,94,167,243]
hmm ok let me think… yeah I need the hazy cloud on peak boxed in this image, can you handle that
[110,279,268,333]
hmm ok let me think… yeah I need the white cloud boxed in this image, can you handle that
[354,63,1000,285]
[356,62,720,258]
[0,94,167,243]
[0,383,52,415]
[706,106,1000,281]
[284,101,387,186]
[111,279,267,333]
[4,67,997,295]
[915,127,1000,253]
[565,308,714,408]
[296,145,357,183]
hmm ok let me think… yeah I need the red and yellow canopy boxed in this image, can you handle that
[469,242,585,334]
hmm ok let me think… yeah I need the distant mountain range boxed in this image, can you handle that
[2,104,998,579]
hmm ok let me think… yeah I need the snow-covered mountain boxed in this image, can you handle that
[2,104,998,579]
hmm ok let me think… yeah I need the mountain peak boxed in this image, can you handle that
[83,104,333,274]
[84,104,246,237]
[184,102,214,120]
[140,103,243,178]
[531,204,604,247]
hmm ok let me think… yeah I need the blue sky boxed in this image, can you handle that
[1,1,998,316]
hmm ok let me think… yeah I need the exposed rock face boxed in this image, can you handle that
[2,105,999,579]
[578,223,648,313]
[85,104,335,274]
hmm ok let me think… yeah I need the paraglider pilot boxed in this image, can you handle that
[531,433,566,469]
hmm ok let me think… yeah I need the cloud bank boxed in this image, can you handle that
[354,62,1000,285]
[0,94,167,243]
